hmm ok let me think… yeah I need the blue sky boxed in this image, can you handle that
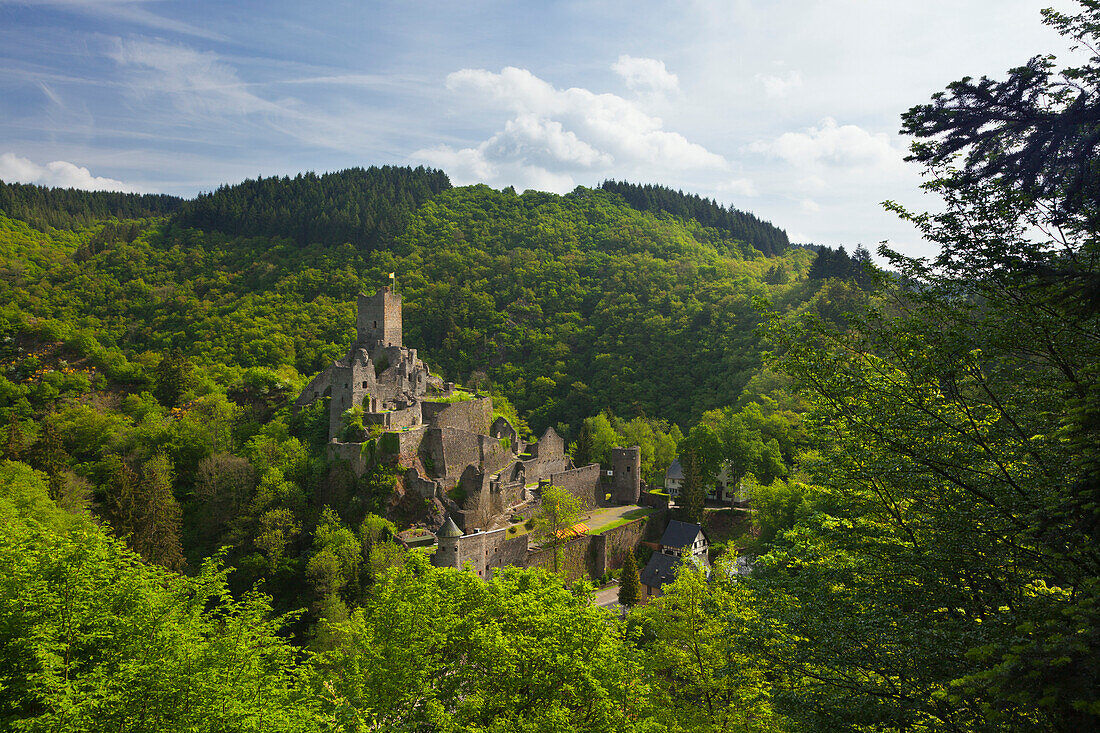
[0,0,1078,256]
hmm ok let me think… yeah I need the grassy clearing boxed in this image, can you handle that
[590,507,654,535]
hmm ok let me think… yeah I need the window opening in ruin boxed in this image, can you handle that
[373,320,377,328]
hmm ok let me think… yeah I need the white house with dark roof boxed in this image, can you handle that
[664,460,749,505]
[639,520,710,600]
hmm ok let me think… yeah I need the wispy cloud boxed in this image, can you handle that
[0,0,226,41]
[108,39,289,117]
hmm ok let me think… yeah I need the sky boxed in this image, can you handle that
[0,0,1081,257]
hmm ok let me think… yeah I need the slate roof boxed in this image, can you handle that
[640,552,679,590]
[660,520,706,550]
[665,459,683,481]
[437,516,462,538]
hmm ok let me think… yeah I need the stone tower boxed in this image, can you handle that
[611,446,641,504]
[356,286,402,349]
[433,515,463,569]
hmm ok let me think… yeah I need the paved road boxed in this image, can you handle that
[594,583,623,616]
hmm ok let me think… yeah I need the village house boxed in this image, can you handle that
[639,520,710,600]
[663,460,750,505]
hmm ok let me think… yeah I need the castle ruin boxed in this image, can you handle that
[294,288,608,537]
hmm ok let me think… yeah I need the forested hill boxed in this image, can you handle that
[0,175,851,436]
[173,166,452,248]
[0,179,183,232]
[599,179,790,256]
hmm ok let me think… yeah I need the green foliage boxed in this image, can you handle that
[0,179,182,231]
[746,474,814,546]
[599,179,790,256]
[314,554,647,731]
[618,550,641,608]
[174,166,450,249]
[743,5,1100,728]
[679,424,723,523]
[633,557,785,732]
[534,484,587,574]
[0,496,316,731]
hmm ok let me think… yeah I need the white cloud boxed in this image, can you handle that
[715,177,757,197]
[749,118,904,171]
[612,55,680,94]
[0,152,139,191]
[755,70,802,98]
[414,66,729,193]
[800,198,821,213]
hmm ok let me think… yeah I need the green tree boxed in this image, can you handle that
[618,550,641,610]
[634,557,784,732]
[3,417,24,461]
[534,483,586,574]
[752,4,1100,726]
[0,481,317,731]
[679,424,722,523]
[153,349,194,408]
[136,452,185,571]
[314,554,646,731]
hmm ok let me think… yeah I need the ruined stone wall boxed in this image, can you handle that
[547,463,601,509]
[480,434,514,478]
[639,489,670,510]
[612,446,642,504]
[295,364,337,410]
[594,514,657,573]
[326,364,355,438]
[522,454,571,486]
[523,510,668,581]
[404,467,438,499]
[357,287,402,348]
[364,402,422,430]
[490,417,518,452]
[525,535,593,583]
[394,425,428,463]
[433,427,482,488]
[327,440,368,476]
[486,533,530,581]
[422,396,492,435]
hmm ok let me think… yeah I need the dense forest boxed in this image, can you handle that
[174,166,451,248]
[599,179,790,256]
[0,179,183,231]
[2,2,1099,730]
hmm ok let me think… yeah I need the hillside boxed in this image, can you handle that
[0,179,183,232]
[598,179,790,256]
[1,173,830,435]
